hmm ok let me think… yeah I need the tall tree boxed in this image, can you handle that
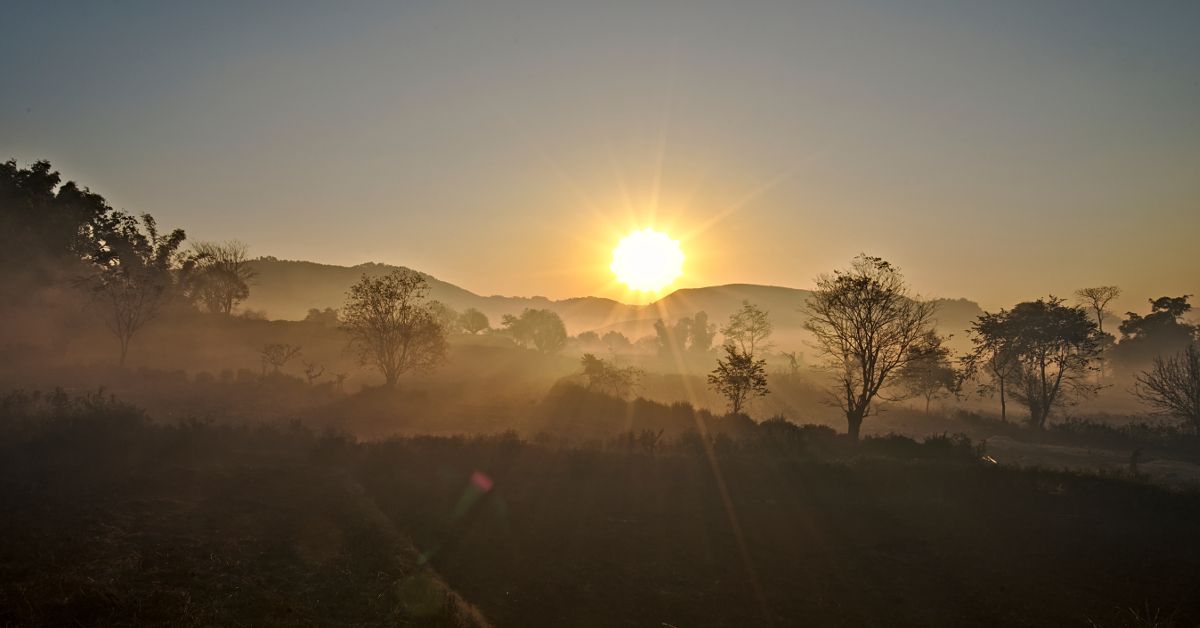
[1112,296,1197,370]
[1003,297,1102,428]
[708,344,769,415]
[897,331,958,413]
[581,353,643,399]
[1074,286,1121,335]
[341,270,448,386]
[805,255,936,440]
[1135,344,1200,433]
[721,301,773,356]
[192,240,255,314]
[965,310,1022,421]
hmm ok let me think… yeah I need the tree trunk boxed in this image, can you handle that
[998,380,1007,422]
[119,337,130,367]
[846,410,864,441]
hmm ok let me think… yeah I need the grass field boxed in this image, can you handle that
[3,391,1199,626]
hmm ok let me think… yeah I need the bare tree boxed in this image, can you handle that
[260,343,302,373]
[1075,285,1121,335]
[804,255,936,440]
[192,240,256,314]
[721,301,773,356]
[302,360,325,385]
[342,270,448,386]
[708,343,769,414]
[1135,344,1200,432]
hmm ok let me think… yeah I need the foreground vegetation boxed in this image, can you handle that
[3,391,1198,627]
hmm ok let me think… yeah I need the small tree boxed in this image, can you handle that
[1135,344,1200,432]
[459,307,489,334]
[428,301,461,334]
[1075,286,1121,335]
[897,331,958,413]
[192,240,255,314]
[260,343,302,374]
[342,270,448,386]
[708,344,769,414]
[502,308,567,353]
[721,301,773,355]
[804,255,936,440]
[302,360,325,385]
[580,353,643,398]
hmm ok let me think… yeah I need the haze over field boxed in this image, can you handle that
[3,2,1200,627]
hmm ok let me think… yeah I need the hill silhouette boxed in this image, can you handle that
[244,259,984,344]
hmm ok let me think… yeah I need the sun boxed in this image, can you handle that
[610,228,684,292]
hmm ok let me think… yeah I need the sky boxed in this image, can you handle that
[2,0,1198,311]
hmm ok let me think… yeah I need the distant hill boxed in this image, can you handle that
[243,259,984,349]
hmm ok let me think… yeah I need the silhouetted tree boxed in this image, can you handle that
[342,270,448,386]
[260,343,302,374]
[1003,297,1102,428]
[1135,344,1200,432]
[898,331,958,413]
[690,311,716,354]
[580,353,643,398]
[502,308,567,353]
[576,330,600,345]
[87,213,191,366]
[428,300,460,334]
[602,330,632,353]
[708,344,769,414]
[459,307,489,334]
[302,360,325,385]
[1112,296,1196,370]
[721,301,772,355]
[192,240,255,314]
[966,310,1022,421]
[1075,286,1121,336]
[654,317,691,359]
[304,307,340,326]
[805,255,936,440]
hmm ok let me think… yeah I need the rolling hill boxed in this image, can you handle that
[243,259,984,347]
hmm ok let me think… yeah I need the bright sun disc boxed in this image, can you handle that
[611,228,684,292]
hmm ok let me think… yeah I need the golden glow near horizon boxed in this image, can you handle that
[610,228,684,293]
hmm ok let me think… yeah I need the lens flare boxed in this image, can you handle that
[610,228,684,292]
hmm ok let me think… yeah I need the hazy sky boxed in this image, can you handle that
[3,1,1198,311]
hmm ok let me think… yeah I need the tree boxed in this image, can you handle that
[304,307,340,326]
[260,343,302,374]
[576,330,600,345]
[897,331,958,413]
[1075,286,1121,335]
[602,330,632,353]
[342,270,448,386]
[653,316,691,359]
[707,344,769,414]
[502,308,567,353]
[1004,297,1102,428]
[427,300,460,334]
[1112,296,1197,370]
[87,213,191,366]
[192,240,255,314]
[580,353,643,398]
[965,310,1022,421]
[721,301,773,355]
[1135,344,1200,432]
[804,255,936,440]
[690,311,717,354]
[302,360,325,385]
[459,307,489,335]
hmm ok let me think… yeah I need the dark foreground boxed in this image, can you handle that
[2,393,1198,627]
